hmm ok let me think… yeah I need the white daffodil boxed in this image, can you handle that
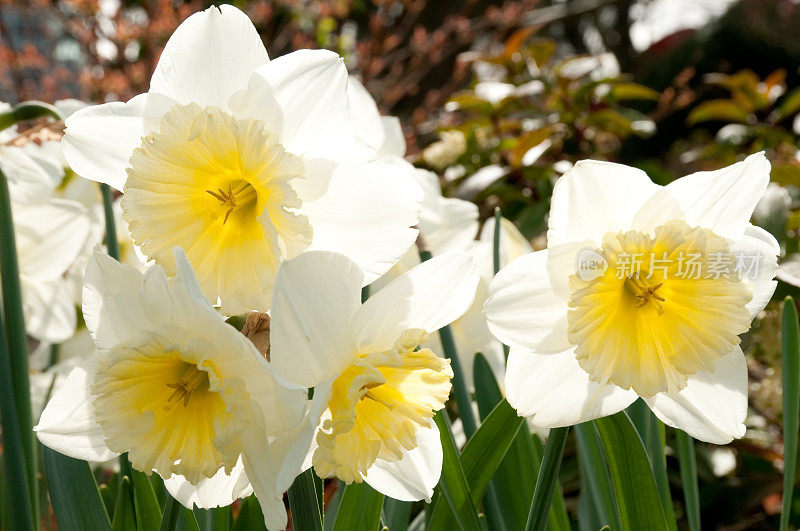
[62,6,420,315]
[269,250,478,500]
[485,153,779,444]
[35,249,317,529]
[14,198,91,343]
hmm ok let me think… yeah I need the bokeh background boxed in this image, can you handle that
[6,0,800,528]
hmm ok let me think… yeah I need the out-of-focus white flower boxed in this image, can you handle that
[36,249,316,529]
[710,447,737,476]
[752,182,791,239]
[485,153,778,443]
[456,164,507,200]
[270,251,478,501]
[63,6,421,315]
[423,130,467,170]
[14,198,91,343]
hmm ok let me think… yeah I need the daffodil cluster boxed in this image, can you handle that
[23,4,782,531]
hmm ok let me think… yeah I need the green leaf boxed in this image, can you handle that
[0,165,37,527]
[113,476,137,531]
[288,468,323,531]
[686,99,750,125]
[180,507,200,531]
[0,311,33,531]
[430,411,482,531]
[524,427,569,531]
[594,412,669,531]
[574,423,622,530]
[232,496,266,531]
[0,100,62,131]
[609,82,660,101]
[675,430,700,531]
[131,469,162,531]
[331,482,384,531]
[42,446,112,531]
[776,87,800,120]
[429,400,524,529]
[382,497,411,530]
[782,297,800,531]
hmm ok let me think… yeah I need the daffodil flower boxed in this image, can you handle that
[269,250,478,500]
[484,153,779,443]
[62,6,421,315]
[35,248,317,529]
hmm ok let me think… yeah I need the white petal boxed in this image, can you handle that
[0,145,59,203]
[363,423,442,502]
[353,252,479,353]
[347,76,385,154]
[254,49,371,161]
[34,364,119,462]
[664,152,770,240]
[62,92,175,190]
[505,345,637,427]
[303,161,421,284]
[22,278,76,343]
[425,197,479,255]
[149,5,268,108]
[82,250,151,349]
[644,346,747,444]
[730,224,779,319]
[484,250,571,353]
[164,459,253,509]
[238,420,289,531]
[424,278,506,392]
[547,160,659,246]
[478,216,533,267]
[630,188,684,235]
[380,116,406,158]
[15,198,91,281]
[270,251,363,388]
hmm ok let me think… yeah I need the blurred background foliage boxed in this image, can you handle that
[5,0,800,528]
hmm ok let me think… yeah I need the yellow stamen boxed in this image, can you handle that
[165,364,209,408]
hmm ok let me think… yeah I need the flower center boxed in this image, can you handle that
[205,180,258,225]
[122,103,311,314]
[165,364,210,408]
[92,339,250,483]
[623,275,665,314]
[567,220,753,397]
[313,329,453,483]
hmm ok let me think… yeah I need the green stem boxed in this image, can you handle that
[418,247,478,438]
[100,183,120,260]
[288,468,323,531]
[491,207,509,361]
[0,166,36,527]
[525,426,569,531]
[675,430,700,531]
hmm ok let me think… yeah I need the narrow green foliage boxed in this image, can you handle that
[594,412,669,531]
[232,496,266,531]
[332,482,384,531]
[675,430,701,531]
[0,101,61,131]
[131,468,162,531]
[525,427,569,531]
[288,468,323,531]
[382,497,411,530]
[101,183,121,260]
[574,423,622,530]
[42,446,111,531]
[781,297,800,531]
[113,477,137,531]
[431,411,482,531]
[158,495,179,531]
